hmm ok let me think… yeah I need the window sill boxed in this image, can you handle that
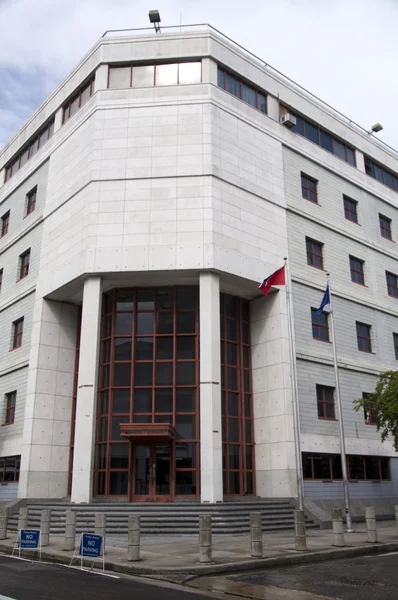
[313,338,331,343]
[23,212,35,220]
[317,417,338,421]
[352,282,368,288]
[9,347,22,352]
[345,218,360,225]
[1,422,14,427]
[365,421,377,426]
[16,275,28,283]
[358,349,375,355]
[308,265,326,272]
[302,197,320,206]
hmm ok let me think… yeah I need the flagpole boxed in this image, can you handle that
[284,258,304,510]
[327,273,353,532]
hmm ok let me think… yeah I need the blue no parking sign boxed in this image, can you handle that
[79,533,103,559]
[20,530,40,549]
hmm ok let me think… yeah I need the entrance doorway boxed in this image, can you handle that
[131,444,172,501]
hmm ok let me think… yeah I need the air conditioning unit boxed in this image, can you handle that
[280,113,297,128]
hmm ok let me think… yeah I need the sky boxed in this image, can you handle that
[0,0,397,151]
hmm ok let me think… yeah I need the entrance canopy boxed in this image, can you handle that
[120,422,176,442]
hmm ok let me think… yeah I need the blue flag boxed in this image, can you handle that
[315,284,330,318]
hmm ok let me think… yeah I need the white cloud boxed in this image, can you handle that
[0,0,397,148]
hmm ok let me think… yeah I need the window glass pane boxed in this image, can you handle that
[114,338,132,360]
[156,337,173,360]
[115,313,132,335]
[132,65,155,87]
[117,291,134,311]
[110,444,129,468]
[80,83,91,105]
[217,68,225,88]
[135,337,153,360]
[108,67,131,89]
[136,312,154,335]
[69,95,80,117]
[134,363,153,386]
[155,414,172,423]
[176,415,196,439]
[374,164,383,181]
[29,138,39,158]
[114,363,131,386]
[176,336,195,359]
[176,311,196,333]
[176,442,196,468]
[365,456,380,480]
[109,471,128,495]
[228,418,239,442]
[102,365,110,387]
[97,472,106,495]
[305,121,319,144]
[176,388,195,412]
[245,419,252,443]
[245,446,253,470]
[320,131,333,152]
[228,392,238,416]
[313,454,331,479]
[98,444,107,470]
[156,311,173,334]
[333,139,346,160]
[178,62,201,84]
[384,170,394,189]
[111,416,129,440]
[176,287,198,309]
[137,290,155,310]
[100,391,109,414]
[133,414,152,423]
[155,64,178,86]
[155,362,173,385]
[155,389,172,413]
[226,343,237,365]
[242,83,256,107]
[380,458,390,480]
[331,455,342,479]
[257,93,266,113]
[227,367,237,390]
[244,395,251,418]
[133,388,152,413]
[346,148,355,165]
[224,295,237,317]
[20,149,29,167]
[226,73,241,97]
[229,471,240,494]
[246,471,253,494]
[100,417,108,441]
[113,389,130,413]
[176,362,195,385]
[176,470,196,495]
[303,454,312,478]
[349,455,364,479]
[226,319,237,341]
[229,445,240,469]
[103,339,111,363]
[157,289,174,309]
[292,115,304,136]
[242,346,249,368]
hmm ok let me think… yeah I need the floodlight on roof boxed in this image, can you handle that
[148,10,161,33]
[368,123,383,134]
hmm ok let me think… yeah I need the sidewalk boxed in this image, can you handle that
[1,521,397,581]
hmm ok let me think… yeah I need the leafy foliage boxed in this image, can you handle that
[354,371,398,451]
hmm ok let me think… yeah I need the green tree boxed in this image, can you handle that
[354,370,398,451]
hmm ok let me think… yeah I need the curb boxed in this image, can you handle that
[1,539,398,581]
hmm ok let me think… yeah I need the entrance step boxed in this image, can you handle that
[7,501,317,535]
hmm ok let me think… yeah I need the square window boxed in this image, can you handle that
[1,211,10,237]
[311,308,329,341]
[356,321,372,353]
[301,173,318,203]
[316,385,335,420]
[18,249,30,280]
[344,196,358,223]
[4,391,16,425]
[11,317,24,350]
[349,256,365,285]
[379,214,392,240]
[386,271,398,298]
[306,237,324,269]
[26,187,37,216]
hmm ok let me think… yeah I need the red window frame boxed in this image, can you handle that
[303,452,390,481]
[306,237,324,269]
[4,120,54,183]
[349,256,365,285]
[311,308,329,342]
[18,250,30,280]
[1,211,10,237]
[26,188,37,216]
[4,391,16,425]
[394,333,398,360]
[344,196,358,223]
[0,455,20,482]
[386,271,398,298]
[379,214,392,240]
[301,174,318,203]
[217,66,267,114]
[12,318,24,350]
[356,321,372,353]
[316,385,335,420]
[63,77,95,123]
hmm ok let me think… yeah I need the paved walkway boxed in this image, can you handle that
[0,521,397,579]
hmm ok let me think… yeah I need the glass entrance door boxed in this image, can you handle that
[132,444,171,501]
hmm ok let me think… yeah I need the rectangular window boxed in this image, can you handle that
[394,333,398,360]
[4,120,54,183]
[0,455,20,482]
[1,211,10,237]
[356,322,372,353]
[4,391,16,425]
[306,237,324,269]
[18,249,30,280]
[316,385,335,420]
[26,187,37,216]
[63,77,95,123]
[12,318,24,350]
[311,308,329,342]
[303,453,390,481]
[0,268,3,294]
[365,156,398,194]
[217,66,267,114]
[344,196,358,223]
[349,256,365,285]
[301,173,318,203]
[386,271,398,298]
[108,63,202,90]
[379,214,392,240]
[362,392,376,425]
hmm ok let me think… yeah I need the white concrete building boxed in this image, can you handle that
[0,25,397,514]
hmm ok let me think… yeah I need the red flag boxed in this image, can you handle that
[258,266,286,296]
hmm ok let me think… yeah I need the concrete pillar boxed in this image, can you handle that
[355,149,366,173]
[95,513,106,553]
[332,509,345,547]
[267,95,279,123]
[201,58,217,85]
[40,509,51,547]
[95,64,109,91]
[395,505,398,537]
[199,515,212,563]
[250,512,263,557]
[294,510,307,551]
[18,507,28,531]
[0,508,8,539]
[71,277,102,503]
[199,273,223,503]
[64,510,77,551]
[53,107,64,134]
[127,516,140,562]
[366,507,377,543]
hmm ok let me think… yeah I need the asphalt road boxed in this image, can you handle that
[234,552,398,600]
[0,555,210,600]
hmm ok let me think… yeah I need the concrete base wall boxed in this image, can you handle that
[304,497,398,528]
